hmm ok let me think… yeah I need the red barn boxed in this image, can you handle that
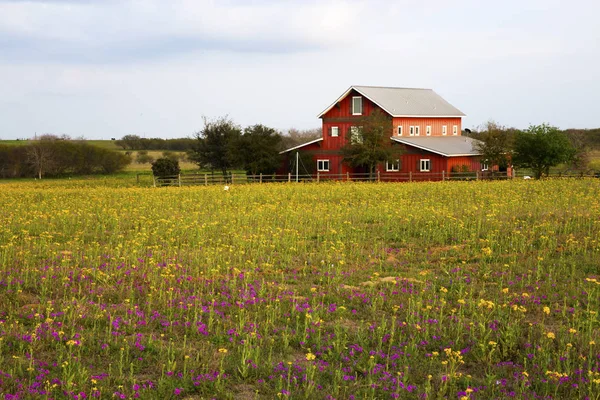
[280,85,491,180]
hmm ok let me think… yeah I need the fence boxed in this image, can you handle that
[152,170,523,186]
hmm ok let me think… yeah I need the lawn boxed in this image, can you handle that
[0,179,599,399]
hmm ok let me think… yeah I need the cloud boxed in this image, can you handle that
[0,0,362,63]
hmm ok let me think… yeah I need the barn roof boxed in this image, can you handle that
[391,136,481,157]
[279,138,323,154]
[317,86,465,118]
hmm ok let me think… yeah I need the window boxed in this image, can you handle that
[350,126,363,144]
[386,159,400,172]
[426,126,431,136]
[419,159,431,172]
[317,160,330,172]
[409,126,415,136]
[453,125,458,135]
[442,125,447,136]
[331,126,339,137]
[397,126,403,136]
[415,126,420,136]
[352,96,363,115]
[481,161,489,171]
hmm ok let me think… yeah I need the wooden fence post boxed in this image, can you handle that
[204,173,207,186]
[317,172,320,183]
[409,171,412,182]
[476,171,479,180]
[377,170,380,182]
[346,172,350,181]
[259,173,263,184]
[153,176,156,187]
[178,174,181,187]
[442,170,445,181]
[288,173,291,183]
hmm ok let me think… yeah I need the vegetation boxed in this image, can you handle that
[472,121,516,171]
[151,157,181,177]
[188,117,283,178]
[341,109,402,178]
[0,136,131,178]
[512,124,577,179]
[1,179,599,399]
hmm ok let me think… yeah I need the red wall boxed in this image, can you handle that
[392,117,462,137]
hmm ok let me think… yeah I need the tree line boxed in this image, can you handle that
[468,122,590,179]
[0,135,131,179]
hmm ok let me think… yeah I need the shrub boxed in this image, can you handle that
[151,157,181,177]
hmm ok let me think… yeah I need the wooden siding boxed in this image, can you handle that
[447,156,482,173]
[392,117,462,138]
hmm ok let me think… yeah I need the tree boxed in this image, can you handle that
[340,109,400,178]
[26,136,58,179]
[512,124,576,179]
[188,116,242,178]
[473,120,515,171]
[151,157,181,177]
[230,124,282,175]
[280,127,321,151]
[135,150,154,164]
[116,135,142,150]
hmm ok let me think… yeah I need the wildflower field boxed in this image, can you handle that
[1,179,599,400]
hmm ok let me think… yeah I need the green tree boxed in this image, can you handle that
[473,120,515,171]
[513,124,576,179]
[230,124,282,175]
[189,116,242,178]
[340,109,400,178]
[151,157,181,177]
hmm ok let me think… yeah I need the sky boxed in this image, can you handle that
[1,0,599,140]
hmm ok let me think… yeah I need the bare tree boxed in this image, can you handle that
[280,127,321,151]
[26,138,57,179]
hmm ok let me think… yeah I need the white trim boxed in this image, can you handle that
[386,159,400,172]
[390,137,481,157]
[453,125,458,136]
[442,125,447,136]
[415,126,420,136]
[419,159,431,172]
[397,126,403,136]
[316,86,466,118]
[317,159,330,172]
[279,138,323,154]
[426,126,431,136]
[331,126,339,137]
[409,126,415,136]
[352,96,363,115]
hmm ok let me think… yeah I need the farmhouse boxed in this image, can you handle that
[280,85,489,180]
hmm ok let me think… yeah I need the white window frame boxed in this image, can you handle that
[442,125,447,136]
[409,126,415,136]
[426,126,431,136]
[352,96,363,115]
[453,125,458,136]
[350,126,363,144]
[386,159,400,172]
[415,126,420,136]
[419,159,431,172]
[397,126,403,136]
[331,126,339,137]
[317,159,330,172]
[481,161,489,171]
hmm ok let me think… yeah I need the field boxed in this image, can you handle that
[1,179,599,399]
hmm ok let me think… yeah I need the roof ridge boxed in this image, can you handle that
[353,85,432,91]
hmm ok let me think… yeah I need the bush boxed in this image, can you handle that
[151,157,180,177]
[136,151,154,164]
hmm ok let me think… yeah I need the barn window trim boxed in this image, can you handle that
[415,126,420,136]
[386,159,400,172]
[331,126,339,137]
[352,96,363,115]
[442,125,447,136]
[409,126,415,136]
[420,159,431,172]
[426,126,431,136]
[453,125,458,135]
[317,159,330,172]
[397,126,403,136]
[481,161,489,171]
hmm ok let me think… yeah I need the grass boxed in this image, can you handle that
[0,179,599,399]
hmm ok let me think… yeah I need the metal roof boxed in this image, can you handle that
[279,138,323,154]
[391,136,481,157]
[318,86,466,118]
